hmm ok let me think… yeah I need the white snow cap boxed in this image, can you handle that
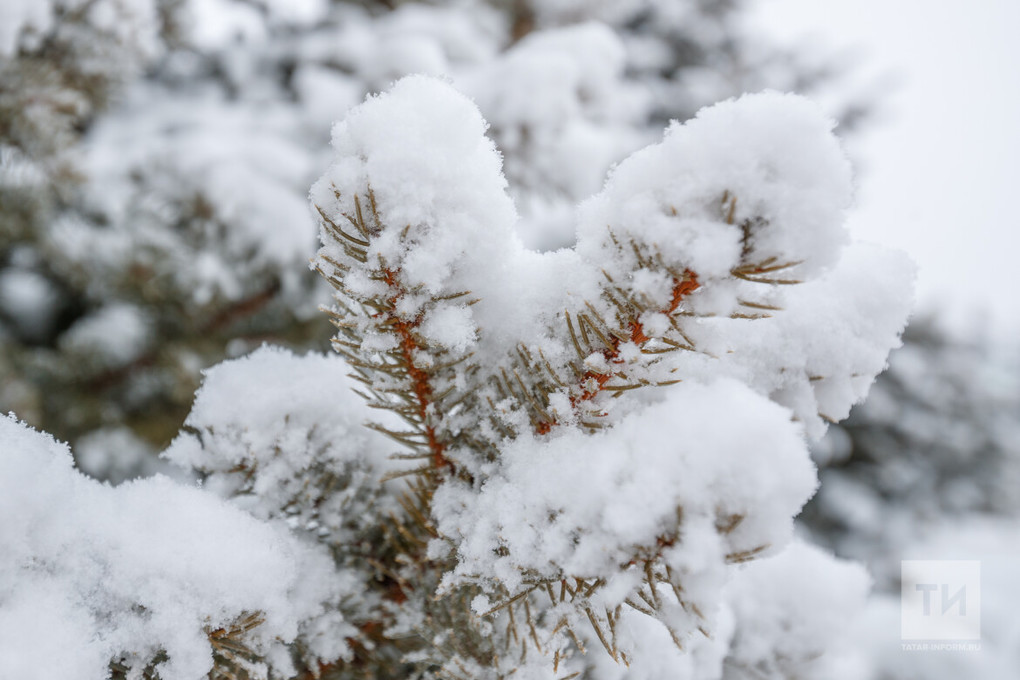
[578,90,853,281]
[312,73,519,297]
[164,345,400,541]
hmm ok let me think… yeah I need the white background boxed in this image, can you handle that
[752,0,1020,337]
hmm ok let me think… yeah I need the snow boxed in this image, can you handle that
[310,78,912,670]
[461,22,647,250]
[60,84,320,308]
[0,414,346,680]
[75,426,173,484]
[2,5,925,673]
[0,0,161,60]
[178,0,328,50]
[696,242,917,439]
[315,76,519,291]
[164,345,400,542]
[753,0,1020,336]
[435,379,816,596]
[81,0,162,63]
[59,303,151,369]
[0,0,53,56]
[723,540,872,679]
[577,90,852,286]
[0,268,62,343]
[804,320,1020,601]
[312,75,544,362]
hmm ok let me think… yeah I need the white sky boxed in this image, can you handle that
[750,0,1020,337]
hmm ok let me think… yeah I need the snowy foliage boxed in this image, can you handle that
[0,68,914,677]
[0,2,934,678]
[164,345,399,548]
[0,415,346,680]
[0,0,160,162]
[1,0,872,456]
[303,75,911,678]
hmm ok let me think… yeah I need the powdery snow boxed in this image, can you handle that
[0,414,346,680]
[309,75,914,674]
[164,345,400,544]
[2,25,918,670]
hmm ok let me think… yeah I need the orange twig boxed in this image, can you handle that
[381,269,452,472]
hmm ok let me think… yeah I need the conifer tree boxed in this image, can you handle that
[0,0,871,467]
[2,75,912,680]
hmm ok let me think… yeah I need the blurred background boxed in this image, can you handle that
[1,0,1017,676]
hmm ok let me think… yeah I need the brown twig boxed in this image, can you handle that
[381,268,452,472]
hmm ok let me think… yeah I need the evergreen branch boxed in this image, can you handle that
[315,188,477,480]
[479,585,539,617]
[532,269,701,434]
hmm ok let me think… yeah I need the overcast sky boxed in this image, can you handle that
[751,0,1020,338]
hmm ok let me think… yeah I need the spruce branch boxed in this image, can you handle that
[298,78,912,680]
[314,185,471,479]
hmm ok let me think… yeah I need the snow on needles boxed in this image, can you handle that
[312,74,519,299]
[0,414,344,680]
[0,71,914,677]
[309,75,914,672]
[164,345,400,546]
[577,90,852,289]
[311,75,563,365]
[434,379,817,594]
